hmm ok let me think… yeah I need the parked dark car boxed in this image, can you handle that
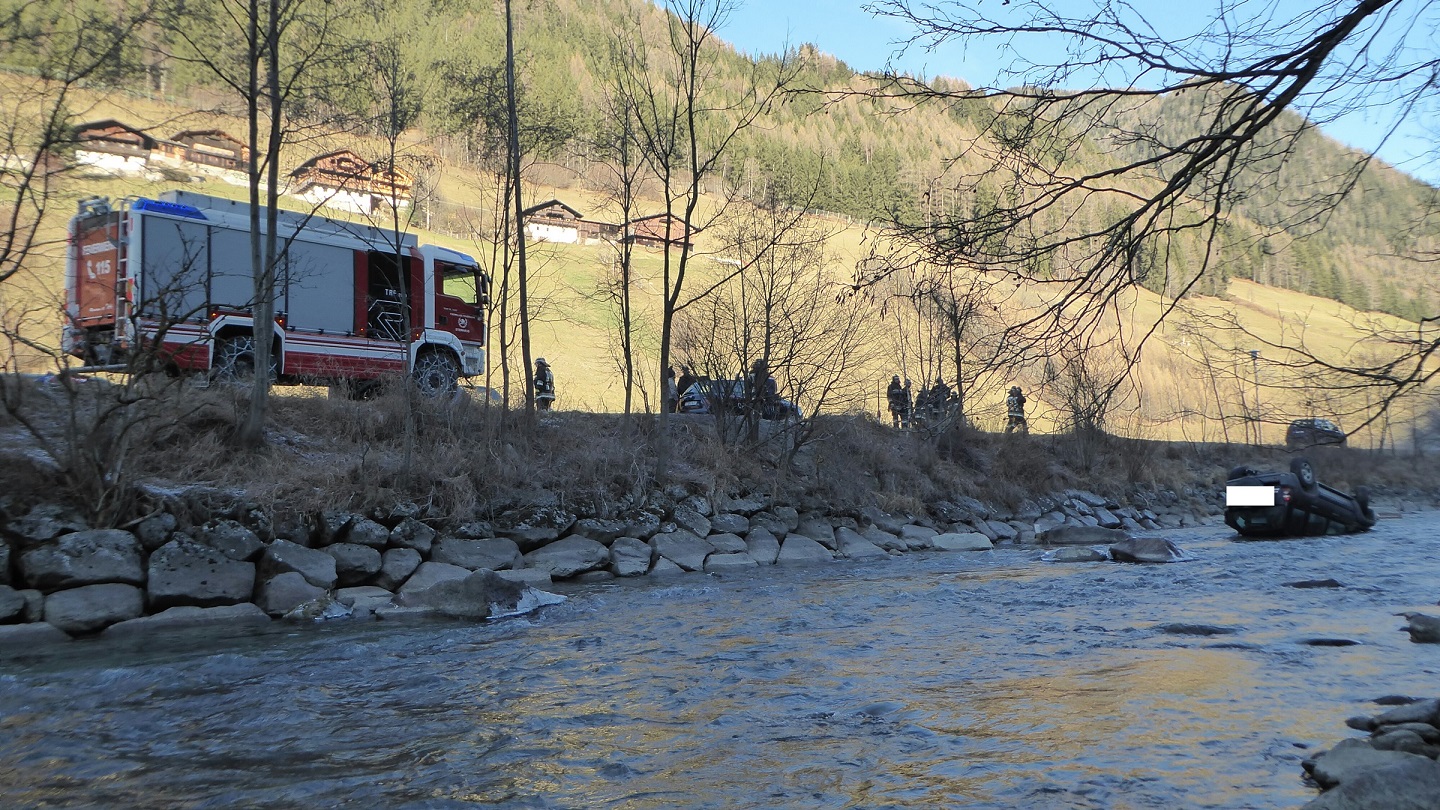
[678,377,801,420]
[1224,457,1376,537]
[1286,418,1346,449]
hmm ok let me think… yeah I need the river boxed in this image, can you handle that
[3,517,1439,809]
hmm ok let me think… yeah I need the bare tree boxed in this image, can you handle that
[589,61,650,415]
[615,0,799,478]
[852,0,1440,430]
[160,0,350,445]
[439,51,573,421]
[675,190,881,462]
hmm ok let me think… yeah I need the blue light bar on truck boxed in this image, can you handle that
[132,198,209,220]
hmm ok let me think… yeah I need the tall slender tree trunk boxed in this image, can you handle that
[504,0,533,411]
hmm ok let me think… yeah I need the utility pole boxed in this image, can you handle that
[1250,349,1261,445]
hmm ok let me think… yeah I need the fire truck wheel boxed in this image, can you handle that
[412,350,459,397]
[212,335,275,385]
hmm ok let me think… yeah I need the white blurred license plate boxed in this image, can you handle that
[1227,486,1275,506]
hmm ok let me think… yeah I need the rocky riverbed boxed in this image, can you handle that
[0,486,1199,643]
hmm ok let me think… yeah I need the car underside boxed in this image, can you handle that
[1224,457,1376,538]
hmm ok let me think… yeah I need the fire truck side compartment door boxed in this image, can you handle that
[139,216,210,320]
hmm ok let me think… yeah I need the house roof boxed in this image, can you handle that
[522,199,583,219]
[72,119,156,148]
[290,148,370,177]
[170,130,247,148]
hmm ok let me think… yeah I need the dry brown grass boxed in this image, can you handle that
[5,378,1440,527]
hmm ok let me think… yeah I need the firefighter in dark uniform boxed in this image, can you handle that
[1005,385,1028,434]
[886,375,908,428]
[534,358,556,411]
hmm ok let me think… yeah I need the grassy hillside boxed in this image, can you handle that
[4,0,1438,448]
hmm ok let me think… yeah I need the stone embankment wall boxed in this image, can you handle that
[0,486,1220,644]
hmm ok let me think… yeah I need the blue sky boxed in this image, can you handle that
[720,1,1436,184]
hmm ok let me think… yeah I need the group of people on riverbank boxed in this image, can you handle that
[886,375,1028,434]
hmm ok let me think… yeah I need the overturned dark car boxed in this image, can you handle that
[1224,457,1377,537]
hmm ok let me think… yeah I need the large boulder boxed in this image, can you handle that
[316,511,356,545]
[745,528,781,565]
[571,518,627,546]
[795,519,837,550]
[396,561,471,596]
[861,526,907,553]
[771,506,801,531]
[671,506,711,539]
[17,589,42,622]
[710,513,750,536]
[650,530,713,572]
[402,569,565,619]
[322,543,382,587]
[617,508,664,541]
[493,568,553,588]
[374,547,422,591]
[388,517,437,554]
[706,533,747,554]
[495,507,578,552]
[836,528,889,560]
[718,493,768,515]
[776,535,834,565]
[649,557,685,577]
[0,585,26,623]
[0,541,8,585]
[431,538,522,571]
[346,518,391,550]
[1044,547,1109,563]
[1304,738,1434,790]
[898,524,938,551]
[1038,525,1129,546]
[195,519,264,561]
[19,529,144,592]
[133,512,177,551]
[986,520,1019,541]
[102,604,270,638]
[932,532,994,552]
[1092,507,1122,529]
[1374,699,1440,727]
[1303,757,1440,810]
[147,537,257,609]
[44,583,144,635]
[1109,537,1189,563]
[258,539,337,589]
[609,537,653,577]
[748,512,789,539]
[523,536,609,579]
[6,503,86,546]
[255,572,326,617]
[1400,613,1440,644]
[704,553,758,572]
[0,622,70,649]
[861,506,905,535]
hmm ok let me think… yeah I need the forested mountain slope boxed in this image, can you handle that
[18,0,1431,319]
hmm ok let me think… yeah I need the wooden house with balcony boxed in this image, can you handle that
[288,149,412,215]
[154,130,250,173]
[71,120,156,174]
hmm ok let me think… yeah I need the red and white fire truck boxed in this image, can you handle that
[64,190,488,394]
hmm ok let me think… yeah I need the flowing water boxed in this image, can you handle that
[3,518,1440,809]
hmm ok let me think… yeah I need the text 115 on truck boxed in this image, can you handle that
[64,190,489,395]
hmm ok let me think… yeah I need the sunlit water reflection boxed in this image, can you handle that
[3,518,1440,809]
